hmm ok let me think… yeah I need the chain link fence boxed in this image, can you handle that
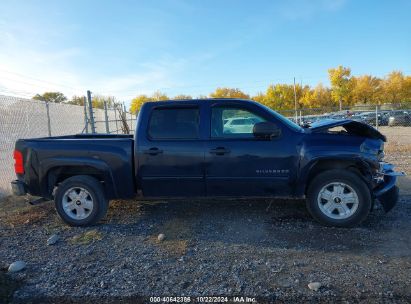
[1,94,410,197]
[0,94,136,197]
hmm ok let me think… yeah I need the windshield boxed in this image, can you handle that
[259,103,304,132]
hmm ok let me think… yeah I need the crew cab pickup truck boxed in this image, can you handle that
[11,99,404,227]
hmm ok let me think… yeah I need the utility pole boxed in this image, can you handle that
[293,77,298,123]
[87,90,96,133]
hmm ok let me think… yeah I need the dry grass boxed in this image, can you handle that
[147,218,192,256]
[0,196,53,227]
[70,229,104,245]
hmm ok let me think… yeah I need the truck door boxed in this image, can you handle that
[205,103,298,197]
[137,104,205,197]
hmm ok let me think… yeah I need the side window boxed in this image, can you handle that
[148,107,199,139]
[211,107,266,138]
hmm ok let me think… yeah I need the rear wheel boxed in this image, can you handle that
[54,175,108,226]
[306,169,371,227]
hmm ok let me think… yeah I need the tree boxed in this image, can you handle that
[209,87,250,99]
[252,92,266,104]
[130,95,152,114]
[381,71,406,103]
[173,94,193,100]
[300,84,332,108]
[151,91,169,101]
[351,75,381,104]
[33,92,67,103]
[261,83,307,110]
[328,66,353,109]
[92,95,116,109]
[67,95,86,106]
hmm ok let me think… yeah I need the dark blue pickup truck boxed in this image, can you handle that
[11,99,404,227]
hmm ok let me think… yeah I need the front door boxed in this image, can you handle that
[206,104,297,197]
[137,105,205,197]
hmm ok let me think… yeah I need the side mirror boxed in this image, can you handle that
[253,122,281,139]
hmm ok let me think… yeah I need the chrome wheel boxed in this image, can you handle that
[317,182,359,220]
[62,187,94,220]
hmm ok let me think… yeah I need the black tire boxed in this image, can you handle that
[54,175,108,226]
[306,169,372,227]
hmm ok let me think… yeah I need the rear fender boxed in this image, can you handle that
[39,157,117,198]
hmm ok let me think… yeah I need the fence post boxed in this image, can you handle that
[103,100,110,133]
[83,96,89,134]
[114,105,119,134]
[87,90,96,133]
[45,101,52,137]
[375,105,379,130]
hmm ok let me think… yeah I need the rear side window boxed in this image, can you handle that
[148,107,199,139]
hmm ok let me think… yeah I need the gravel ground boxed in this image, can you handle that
[1,188,411,303]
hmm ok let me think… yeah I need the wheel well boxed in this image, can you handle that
[47,166,105,195]
[305,159,372,194]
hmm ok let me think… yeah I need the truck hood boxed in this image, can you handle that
[308,119,386,142]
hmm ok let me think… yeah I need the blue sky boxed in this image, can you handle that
[0,0,410,104]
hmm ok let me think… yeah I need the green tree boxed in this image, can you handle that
[209,87,250,99]
[33,92,67,103]
[328,66,353,109]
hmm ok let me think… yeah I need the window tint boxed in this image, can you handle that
[148,108,199,139]
[211,107,266,138]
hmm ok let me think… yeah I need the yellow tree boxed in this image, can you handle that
[328,66,353,109]
[252,92,266,104]
[264,84,296,110]
[381,71,406,103]
[300,84,333,108]
[351,75,381,104]
[209,87,250,99]
[404,76,411,103]
[129,95,152,114]
[173,94,193,100]
[151,91,169,101]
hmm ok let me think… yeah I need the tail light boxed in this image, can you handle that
[13,150,24,174]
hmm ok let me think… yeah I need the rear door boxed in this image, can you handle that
[136,103,206,197]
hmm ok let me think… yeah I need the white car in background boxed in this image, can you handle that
[223,117,263,134]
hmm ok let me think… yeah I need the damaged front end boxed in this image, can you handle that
[372,162,405,212]
[308,118,406,212]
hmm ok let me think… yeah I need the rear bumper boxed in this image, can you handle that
[11,180,27,196]
[372,163,405,212]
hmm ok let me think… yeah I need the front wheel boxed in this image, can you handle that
[306,169,372,227]
[54,175,108,226]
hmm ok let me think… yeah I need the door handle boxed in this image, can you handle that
[144,147,163,156]
[209,147,230,155]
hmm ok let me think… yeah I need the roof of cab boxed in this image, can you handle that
[145,98,255,105]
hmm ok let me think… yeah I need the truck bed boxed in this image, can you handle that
[15,134,135,199]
